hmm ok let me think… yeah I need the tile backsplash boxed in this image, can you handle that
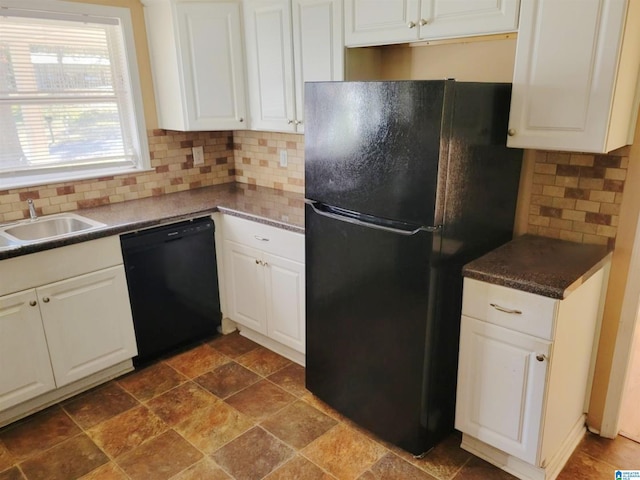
[0,130,304,224]
[526,147,629,247]
[232,130,304,193]
[0,129,235,223]
[0,125,630,249]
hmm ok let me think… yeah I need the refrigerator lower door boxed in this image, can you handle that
[305,203,450,455]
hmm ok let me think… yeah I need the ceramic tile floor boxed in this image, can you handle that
[1,332,639,480]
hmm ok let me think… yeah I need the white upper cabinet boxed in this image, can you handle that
[507,0,640,153]
[244,0,344,132]
[143,0,248,131]
[345,0,520,47]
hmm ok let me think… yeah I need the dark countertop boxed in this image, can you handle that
[0,183,305,261]
[462,234,611,299]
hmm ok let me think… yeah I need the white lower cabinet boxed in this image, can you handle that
[0,290,56,411]
[38,266,137,388]
[456,315,550,465]
[0,237,137,424]
[221,215,305,362]
[456,267,608,480]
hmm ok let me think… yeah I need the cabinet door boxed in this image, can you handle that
[175,1,247,131]
[263,253,305,353]
[292,0,344,132]
[223,239,268,334]
[38,266,137,388]
[455,315,550,465]
[507,0,636,153]
[419,0,519,40]
[0,290,55,411]
[244,0,297,132]
[344,0,420,46]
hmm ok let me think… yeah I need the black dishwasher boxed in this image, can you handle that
[121,217,221,365]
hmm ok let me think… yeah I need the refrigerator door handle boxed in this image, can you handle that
[306,200,442,236]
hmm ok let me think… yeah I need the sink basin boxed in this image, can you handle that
[0,234,18,251]
[2,214,105,242]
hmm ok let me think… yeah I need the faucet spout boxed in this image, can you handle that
[28,199,37,220]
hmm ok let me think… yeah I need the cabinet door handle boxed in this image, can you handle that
[489,303,522,315]
[239,117,244,123]
[419,18,429,26]
[43,297,50,303]
[29,300,37,307]
[255,259,260,264]
[254,235,269,242]
[536,354,547,362]
[507,128,516,136]
[407,21,416,28]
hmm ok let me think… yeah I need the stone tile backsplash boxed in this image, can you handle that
[0,130,236,223]
[0,130,305,224]
[527,147,629,247]
[232,130,304,194]
[0,125,629,248]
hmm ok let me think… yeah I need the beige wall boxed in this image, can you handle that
[347,35,517,82]
[588,110,640,430]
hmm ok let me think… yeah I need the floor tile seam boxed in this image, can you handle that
[140,378,222,413]
[14,431,108,472]
[63,400,143,435]
[250,425,305,480]
[207,340,258,361]
[164,456,212,480]
[110,427,197,474]
[83,406,173,463]
[196,368,263,400]
[263,372,306,399]
[171,406,258,461]
[248,385,299,423]
[251,423,341,480]
[262,375,303,400]
[442,453,478,480]
[114,360,190,400]
[297,441,375,480]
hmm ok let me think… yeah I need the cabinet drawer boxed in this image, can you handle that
[222,215,304,262]
[462,278,558,341]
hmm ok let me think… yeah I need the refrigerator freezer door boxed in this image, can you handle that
[304,81,451,226]
[305,203,448,454]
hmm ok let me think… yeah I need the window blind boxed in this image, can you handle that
[0,7,140,180]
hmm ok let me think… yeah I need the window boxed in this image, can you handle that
[0,0,149,189]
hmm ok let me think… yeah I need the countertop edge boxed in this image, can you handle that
[463,250,612,300]
[0,189,305,261]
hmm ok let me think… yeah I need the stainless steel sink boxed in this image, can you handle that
[0,234,18,251]
[1,214,105,242]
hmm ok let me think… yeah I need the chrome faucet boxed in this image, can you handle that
[27,199,37,220]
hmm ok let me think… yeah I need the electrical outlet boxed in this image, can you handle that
[279,149,288,167]
[192,146,204,166]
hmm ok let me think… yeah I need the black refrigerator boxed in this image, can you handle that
[305,80,523,455]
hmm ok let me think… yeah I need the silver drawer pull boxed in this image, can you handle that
[254,235,269,242]
[490,303,522,315]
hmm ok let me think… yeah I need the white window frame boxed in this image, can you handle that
[0,0,150,190]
